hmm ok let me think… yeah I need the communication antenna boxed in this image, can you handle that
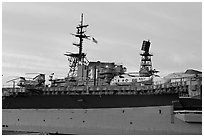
[65,13,97,79]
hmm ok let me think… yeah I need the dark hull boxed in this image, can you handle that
[3,93,179,109]
[174,97,202,110]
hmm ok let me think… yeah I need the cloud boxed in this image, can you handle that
[2,2,202,85]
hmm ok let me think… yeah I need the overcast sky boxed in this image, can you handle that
[2,2,202,85]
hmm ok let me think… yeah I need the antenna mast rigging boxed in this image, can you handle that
[139,40,158,77]
[64,14,93,79]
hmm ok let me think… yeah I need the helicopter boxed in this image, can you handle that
[6,73,46,88]
[6,77,26,87]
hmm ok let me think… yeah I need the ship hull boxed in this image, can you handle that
[3,93,178,109]
[2,106,202,134]
[3,93,201,134]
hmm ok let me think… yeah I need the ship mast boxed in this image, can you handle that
[64,14,93,79]
[139,40,158,77]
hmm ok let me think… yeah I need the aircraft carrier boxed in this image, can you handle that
[2,14,202,135]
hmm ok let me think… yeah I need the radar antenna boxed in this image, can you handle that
[139,40,159,77]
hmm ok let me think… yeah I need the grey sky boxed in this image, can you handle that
[2,2,202,85]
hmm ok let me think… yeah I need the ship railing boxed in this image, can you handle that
[40,84,185,96]
[41,85,152,95]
